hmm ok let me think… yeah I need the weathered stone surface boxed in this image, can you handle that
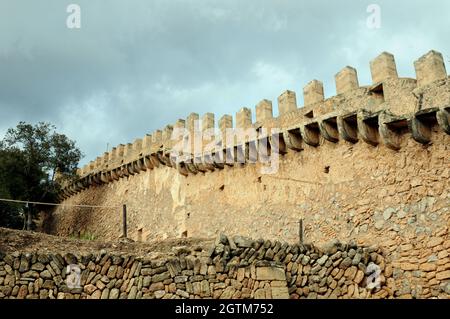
[354,270,365,284]
[271,287,290,299]
[436,271,450,281]
[254,288,266,299]
[340,257,352,269]
[152,271,171,283]
[419,263,437,272]
[317,255,328,266]
[233,236,253,248]
[154,290,165,299]
[31,263,45,272]
[40,270,52,280]
[176,289,189,298]
[109,288,120,299]
[128,286,138,299]
[219,286,235,299]
[84,284,97,295]
[101,288,110,299]
[256,267,285,281]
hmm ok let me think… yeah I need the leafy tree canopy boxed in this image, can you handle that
[0,122,83,229]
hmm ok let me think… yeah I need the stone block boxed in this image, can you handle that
[370,52,398,83]
[254,288,266,299]
[256,267,286,281]
[278,90,297,115]
[132,138,142,153]
[271,287,289,299]
[152,130,162,143]
[335,66,359,94]
[303,80,324,106]
[142,134,152,152]
[202,113,215,131]
[187,113,200,132]
[414,50,447,87]
[255,99,273,122]
[236,107,252,129]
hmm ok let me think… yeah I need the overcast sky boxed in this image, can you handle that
[1,0,449,165]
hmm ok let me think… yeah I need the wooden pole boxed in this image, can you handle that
[122,204,127,238]
[299,218,304,245]
[26,202,32,231]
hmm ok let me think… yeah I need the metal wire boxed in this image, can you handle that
[0,198,121,209]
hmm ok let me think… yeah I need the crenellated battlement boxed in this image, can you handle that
[64,50,449,199]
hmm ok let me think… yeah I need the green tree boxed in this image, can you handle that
[0,148,29,229]
[0,122,83,230]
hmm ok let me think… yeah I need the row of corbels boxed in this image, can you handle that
[78,50,448,179]
[59,106,449,200]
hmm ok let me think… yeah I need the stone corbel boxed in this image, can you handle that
[357,109,379,146]
[270,131,287,155]
[117,166,125,178]
[126,163,135,175]
[247,140,258,163]
[135,158,146,172]
[177,162,189,177]
[100,172,109,183]
[111,168,119,181]
[299,122,320,147]
[437,106,450,135]
[149,153,160,168]
[282,127,303,151]
[379,111,408,150]
[257,135,271,163]
[93,173,103,184]
[143,156,154,170]
[221,148,234,167]
[186,162,198,174]
[337,112,358,143]
[121,165,129,177]
[409,107,439,144]
[319,114,339,143]
[212,150,225,169]
[235,144,246,165]
[203,153,216,171]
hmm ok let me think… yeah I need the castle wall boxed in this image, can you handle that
[50,50,450,298]
[52,128,449,243]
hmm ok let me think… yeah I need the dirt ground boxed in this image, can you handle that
[0,227,213,257]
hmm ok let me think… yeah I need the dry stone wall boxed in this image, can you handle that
[1,233,418,300]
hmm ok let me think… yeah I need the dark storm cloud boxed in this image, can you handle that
[0,0,449,165]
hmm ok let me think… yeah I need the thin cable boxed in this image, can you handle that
[0,198,120,209]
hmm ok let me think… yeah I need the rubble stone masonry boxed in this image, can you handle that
[49,50,450,298]
[0,230,416,299]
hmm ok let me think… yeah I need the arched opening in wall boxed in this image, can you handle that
[219,185,225,191]
[181,230,188,238]
[324,166,330,174]
[137,228,143,242]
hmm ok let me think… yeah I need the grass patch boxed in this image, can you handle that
[70,230,97,241]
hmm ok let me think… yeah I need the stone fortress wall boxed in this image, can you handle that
[50,50,450,298]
